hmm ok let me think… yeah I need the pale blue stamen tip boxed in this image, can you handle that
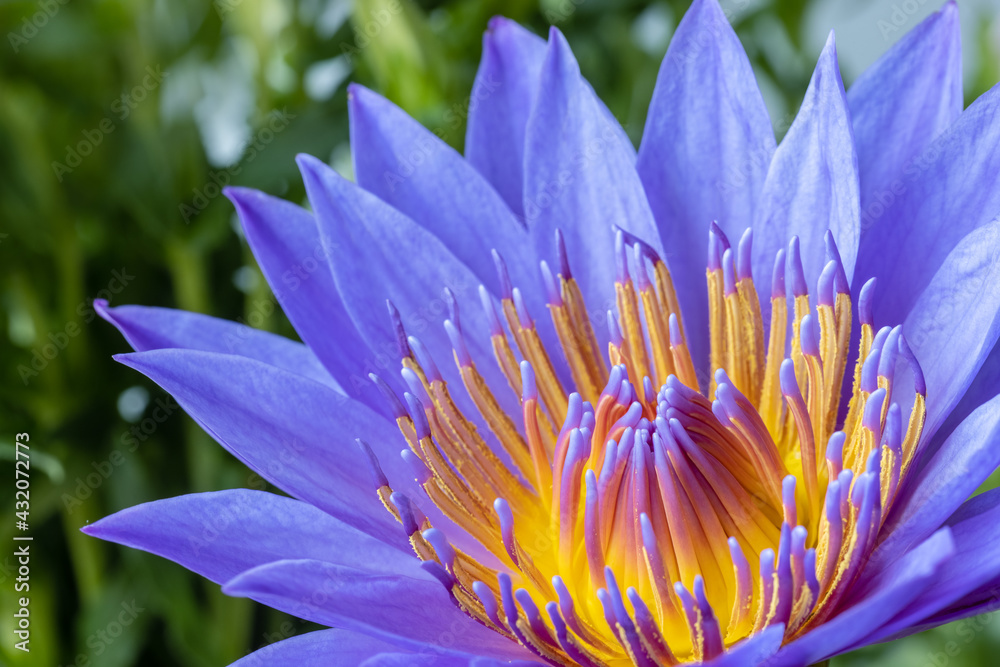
[512,287,532,329]
[818,260,837,307]
[401,448,431,484]
[668,313,683,346]
[860,278,877,327]
[827,431,846,465]
[369,373,406,419]
[722,247,737,296]
[540,260,563,306]
[801,313,820,357]
[356,438,389,488]
[863,387,886,431]
[492,249,512,299]
[555,229,572,279]
[520,360,537,401]
[386,299,411,359]
[408,335,442,383]
[444,319,471,368]
[786,237,808,297]
[614,230,628,284]
[779,359,801,398]
[771,249,787,299]
[737,227,753,281]
[478,285,503,337]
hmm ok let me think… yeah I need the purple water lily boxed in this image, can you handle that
[83,1,1000,665]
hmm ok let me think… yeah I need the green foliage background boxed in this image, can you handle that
[0,0,998,665]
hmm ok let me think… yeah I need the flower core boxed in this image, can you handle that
[362,224,926,665]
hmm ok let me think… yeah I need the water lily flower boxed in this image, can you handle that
[83,0,1000,665]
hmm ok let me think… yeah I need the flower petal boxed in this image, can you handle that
[849,1,962,215]
[95,300,337,389]
[297,153,521,424]
[81,489,413,585]
[900,217,1000,441]
[222,559,536,662]
[703,624,784,666]
[226,187,373,401]
[113,349,447,550]
[348,85,532,288]
[765,528,955,666]
[853,82,1000,324]
[361,656,491,666]
[637,0,775,368]
[852,488,1000,645]
[465,17,547,218]
[523,27,662,324]
[867,393,1000,582]
[229,629,415,667]
[752,32,859,291]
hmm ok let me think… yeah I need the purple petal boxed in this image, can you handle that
[465,17,546,218]
[901,218,1000,443]
[765,528,954,666]
[226,187,375,402]
[229,629,415,667]
[703,623,784,666]
[222,559,535,662]
[361,656,483,666]
[81,489,413,585]
[866,393,1000,584]
[296,154,522,428]
[96,301,337,389]
[523,27,662,329]
[348,85,536,297]
[853,487,1000,645]
[752,33,859,294]
[637,0,775,369]
[853,82,1000,326]
[849,2,962,218]
[932,340,1000,464]
[112,349,469,552]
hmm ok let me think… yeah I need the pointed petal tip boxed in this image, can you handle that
[93,298,112,321]
[486,15,514,33]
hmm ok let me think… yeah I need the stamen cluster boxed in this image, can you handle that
[360,223,927,666]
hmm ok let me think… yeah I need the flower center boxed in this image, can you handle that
[360,224,926,666]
